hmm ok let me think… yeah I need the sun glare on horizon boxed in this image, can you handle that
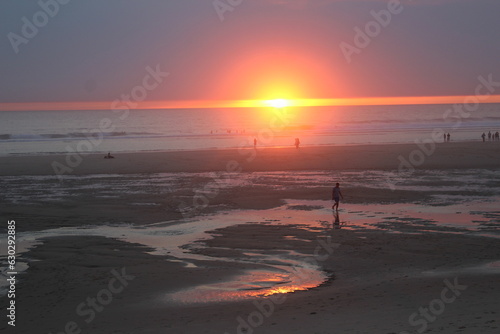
[265,99,290,109]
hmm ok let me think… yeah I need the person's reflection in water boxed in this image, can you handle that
[333,210,344,229]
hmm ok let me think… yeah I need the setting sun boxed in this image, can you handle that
[265,98,290,109]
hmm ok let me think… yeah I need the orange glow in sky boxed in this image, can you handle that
[211,46,343,101]
[2,95,500,111]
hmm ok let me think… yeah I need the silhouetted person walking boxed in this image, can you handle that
[331,183,344,211]
[294,138,300,149]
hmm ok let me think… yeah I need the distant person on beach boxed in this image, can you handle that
[331,183,344,211]
[447,133,450,142]
[104,152,114,159]
[488,131,492,140]
[482,133,486,142]
[496,132,500,141]
[294,138,300,149]
[443,133,446,142]
[254,138,257,148]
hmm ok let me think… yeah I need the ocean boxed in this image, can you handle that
[0,104,499,155]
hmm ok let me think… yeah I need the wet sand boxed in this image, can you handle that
[1,142,500,333]
[3,225,500,333]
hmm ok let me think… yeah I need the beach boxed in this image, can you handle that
[1,142,500,333]
[1,141,500,177]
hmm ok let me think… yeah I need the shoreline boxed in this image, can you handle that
[0,138,491,157]
[1,140,499,176]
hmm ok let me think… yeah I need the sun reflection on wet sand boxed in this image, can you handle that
[167,267,324,304]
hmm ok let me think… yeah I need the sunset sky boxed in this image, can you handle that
[1,0,500,110]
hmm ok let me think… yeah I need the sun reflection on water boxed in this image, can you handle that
[167,267,326,304]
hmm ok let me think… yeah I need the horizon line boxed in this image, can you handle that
[1,95,500,111]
